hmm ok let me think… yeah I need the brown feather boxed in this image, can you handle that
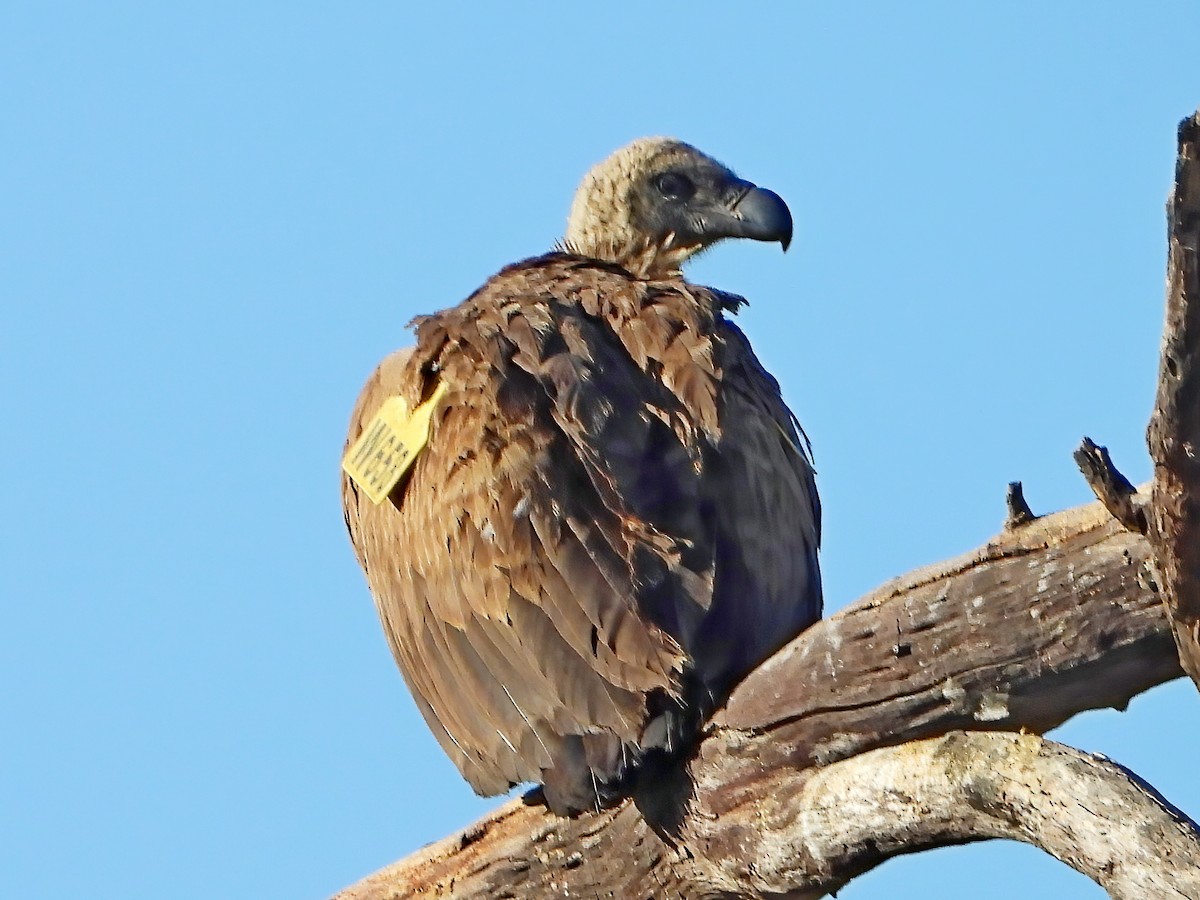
[342,252,821,813]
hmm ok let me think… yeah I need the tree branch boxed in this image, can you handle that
[334,495,1184,899]
[1147,109,1200,689]
[686,732,1200,900]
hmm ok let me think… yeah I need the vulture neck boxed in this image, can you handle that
[565,234,700,280]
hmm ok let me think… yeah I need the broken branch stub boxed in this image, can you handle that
[1074,437,1147,534]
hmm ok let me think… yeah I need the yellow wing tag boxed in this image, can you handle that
[342,381,448,505]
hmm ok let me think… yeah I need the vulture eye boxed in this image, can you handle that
[654,172,695,201]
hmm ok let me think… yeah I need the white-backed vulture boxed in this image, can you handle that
[341,138,822,815]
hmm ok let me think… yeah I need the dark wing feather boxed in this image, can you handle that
[341,253,821,813]
[695,319,822,685]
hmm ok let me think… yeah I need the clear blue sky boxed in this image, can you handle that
[4,4,1198,898]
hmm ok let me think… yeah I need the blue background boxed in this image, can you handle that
[4,4,1198,898]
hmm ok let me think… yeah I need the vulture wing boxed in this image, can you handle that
[342,253,820,813]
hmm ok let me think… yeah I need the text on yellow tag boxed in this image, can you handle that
[342,381,448,505]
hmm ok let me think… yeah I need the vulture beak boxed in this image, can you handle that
[722,179,794,252]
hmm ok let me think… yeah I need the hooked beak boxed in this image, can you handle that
[722,180,794,251]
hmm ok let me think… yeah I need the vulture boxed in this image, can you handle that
[342,138,821,815]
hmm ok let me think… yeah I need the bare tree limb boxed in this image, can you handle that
[707,495,1172,775]
[334,496,1183,899]
[1148,109,1200,690]
[684,732,1200,900]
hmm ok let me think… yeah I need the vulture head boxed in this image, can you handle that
[564,137,793,278]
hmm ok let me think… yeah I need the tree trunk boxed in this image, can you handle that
[1148,111,1200,689]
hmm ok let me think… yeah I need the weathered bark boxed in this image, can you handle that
[685,732,1200,900]
[335,496,1185,899]
[339,734,1200,900]
[1148,110,1200,689]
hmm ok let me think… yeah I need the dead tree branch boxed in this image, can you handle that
[686,732,1200,900]
[335,497,1183,899]
[1148,109,1200,689]
[340,730,1200,900]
